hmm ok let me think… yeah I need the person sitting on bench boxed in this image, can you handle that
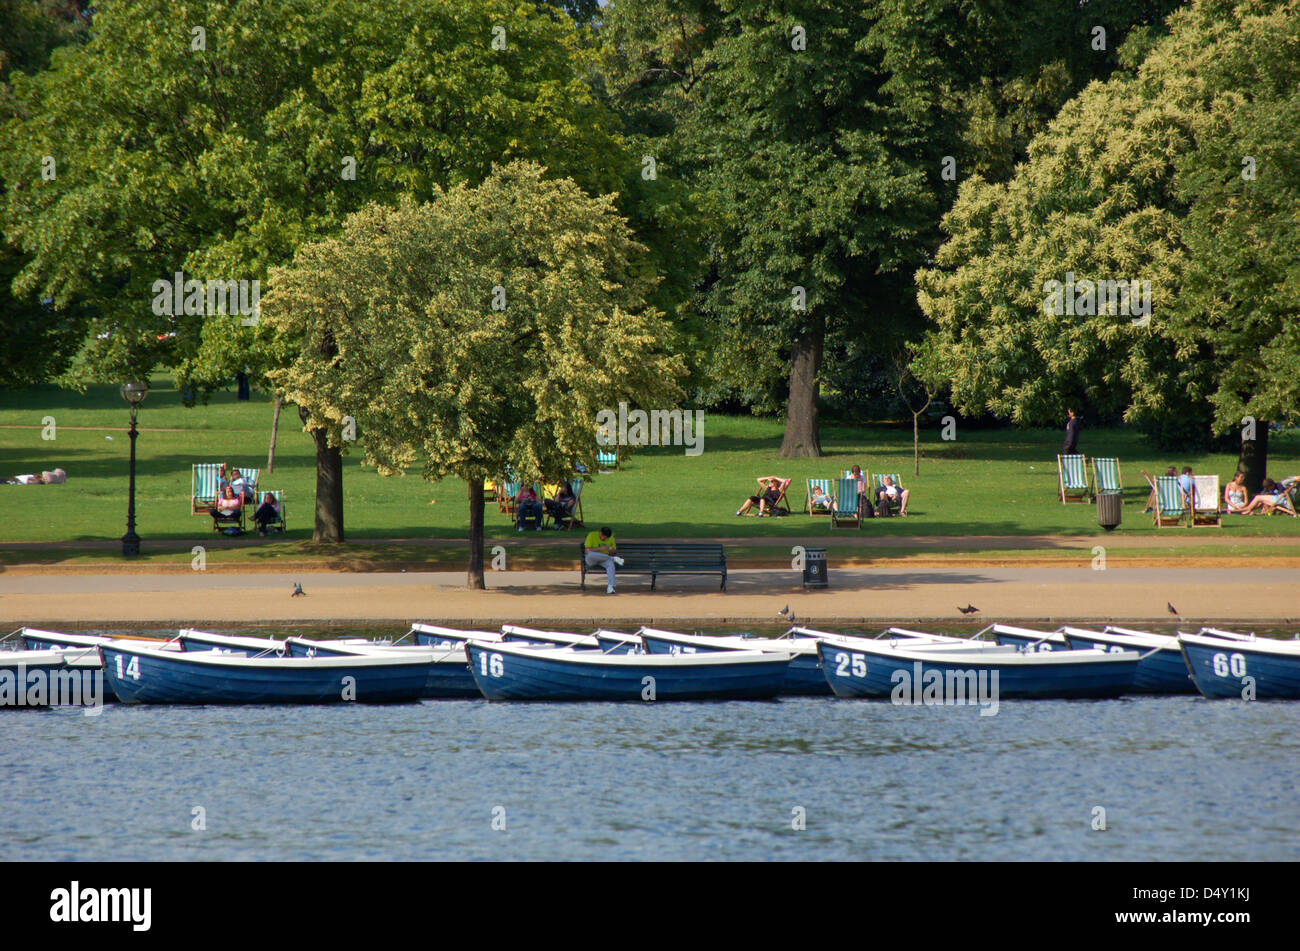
[253,492,281,535]
[210,484,242,528]
[875,475,909,516]
[584,525,622,594]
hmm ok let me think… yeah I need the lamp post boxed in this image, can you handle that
[121,382,147,557]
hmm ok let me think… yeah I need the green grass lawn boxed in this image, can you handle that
[3,374,1299,545]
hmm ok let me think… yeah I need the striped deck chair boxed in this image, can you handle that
[1154,476,1188,527]
[1266,480,1299,518]
[255,490,287,534]
[483,478,498,503]
[498,480,521,517]
[1057,454,1091,503]
[805,478,833,516]
[239,467,260,501]
[871,473,905,516]
[1093,457,1122,496]
[1191,475,1221,526]
[542,479,585,530]
[596,447,619,471]
[830,477,861,529]
[192,462,225,514]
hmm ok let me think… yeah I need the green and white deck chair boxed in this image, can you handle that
[255,490,287,533]
[498,480,521,517]
[1154,476,1188,527]
[1057,454,1091,503]
[1190,475,1221,526]
[830,477,861,529]
[192,462,225,514]
[238,467,260,501]
[871,473,904,516]
[805,478,834,516]
[1093,457,1123,496]
[596,447,619,471]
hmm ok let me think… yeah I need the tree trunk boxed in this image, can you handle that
[913,412,920,476]
[300,405,344,543]
[266,394,283,474]
[778,314,825,458]
[467,479,486,590]
[1238,422,1269,497]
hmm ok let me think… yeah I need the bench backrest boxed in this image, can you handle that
[599,542,725,569]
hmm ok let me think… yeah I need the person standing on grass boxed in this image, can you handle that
[584,526,621,594]
[1062,408,1080,455]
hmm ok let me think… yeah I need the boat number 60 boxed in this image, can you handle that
[834,652,867,678]
[1211,652,1246,678]
[480,653,505,678]
[114,655,141,681]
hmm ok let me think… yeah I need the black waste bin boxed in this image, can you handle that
[1097,492,1122,531]
[803,547,828,588]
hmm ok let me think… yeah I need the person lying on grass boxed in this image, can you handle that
[736,476,788,517]
[1241,477,1298,516]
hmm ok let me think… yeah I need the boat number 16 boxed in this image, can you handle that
[114,655,141,681]
[480,653,505,678]
[1211,652,1247,678]
[834,652,867,678]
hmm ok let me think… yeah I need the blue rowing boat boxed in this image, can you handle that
[816,637,1138,701]
[1179,632,1300,700]
[465,640,791,701]
[177,629,286,656]
[500,625,600,648]
[21,628,180,652]
[990,624,1071,652]
[410,623,504,648]
[1060,626,1196,694]
[283,637,479,698]
[593,629,642,654]
[99,643,435,704]
[1,649,108,708]
[637,627,831,696]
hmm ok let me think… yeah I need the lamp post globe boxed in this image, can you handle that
[121,382,147,557]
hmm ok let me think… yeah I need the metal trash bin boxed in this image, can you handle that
[1097,492,1122,531]
[803,547,828,588]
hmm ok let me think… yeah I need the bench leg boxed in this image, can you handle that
[720,571,726,591]
[651,573,657,592]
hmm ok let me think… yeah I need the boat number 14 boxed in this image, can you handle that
[1211,652,1247,678]
[834,652,867,678]
[114,655,141,681]
[480,653,505,678]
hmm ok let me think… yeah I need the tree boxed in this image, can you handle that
[262,162,686,587]
[598,0,1184,455]
[916,0,1300,489]
[1,0,640,540]
[894,340,945,476]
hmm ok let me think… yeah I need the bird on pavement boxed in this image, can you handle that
[292,583,305,597]
[777,604,790,618]
[958,604,979,615]
[1167,602,1178,616]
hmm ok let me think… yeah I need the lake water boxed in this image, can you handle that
[4,639,1298,860]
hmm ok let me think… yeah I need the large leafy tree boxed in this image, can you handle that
[0,0,632,540]
[917,0,1300,488]
[598,0,1183,454]
[263,163,685,587]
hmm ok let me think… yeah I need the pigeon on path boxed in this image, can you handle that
[958,604,979,615]
[777,604,790,618]
[1167,602,1178,616]
[292,583,305,597]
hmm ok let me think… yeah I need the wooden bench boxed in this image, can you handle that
[581,542,726,591]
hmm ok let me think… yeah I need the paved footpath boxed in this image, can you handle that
[2,566,1295,629]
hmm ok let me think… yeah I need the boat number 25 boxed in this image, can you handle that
[1211,652,1247,678]
[480,653,505,678]
[114,655,141,681]
[834,652,867,678]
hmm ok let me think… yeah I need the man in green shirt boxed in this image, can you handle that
[584,526,622,594]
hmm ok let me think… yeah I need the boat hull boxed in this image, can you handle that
[99,645,431,704]
[639,632,831,696]
[816,641,1137,700]
[1062,630,1195,694]
[1180,638,1300,700]
[466,643,789,702]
